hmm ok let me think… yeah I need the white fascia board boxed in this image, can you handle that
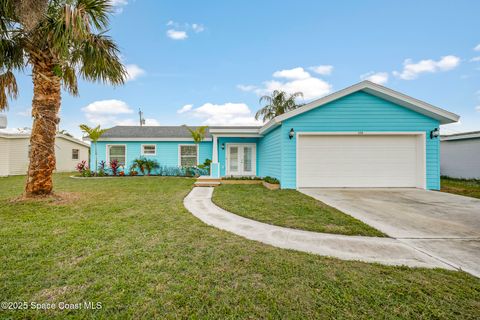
[212,133,263,138]
[97,137,213,142]
[260,81,460,129]
[57,134,90,147]
[441,132,480,141]
[209,128,261,134]
[258,118,281,134]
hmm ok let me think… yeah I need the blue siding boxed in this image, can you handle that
[257,126,282,180]
[281,91,440,190]
[92,141,212,173]
[217,137,259,177]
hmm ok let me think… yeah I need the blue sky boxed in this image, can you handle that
[3,0,480,138]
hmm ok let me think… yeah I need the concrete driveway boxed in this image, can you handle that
[299,188,480,277]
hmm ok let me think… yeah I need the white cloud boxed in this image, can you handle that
[177,104,193,114]
[192,23,205,33]
[360,71,389,85]
[109,0,128,14]
[16,107,31,117]
[125,64,145,81]
[474,44,480,51]
[309,65,333,75]
[239,66,332,100]
[81,100,161,127]
[116,118,160,126]
[470,56,480,62]
[260,77,331,100]
[82,99,133,115]
[166,29,188,40]
[165,21,205,40]
[237,84,257,92]
[273,67,310,80]
[476,105,480,112]
[110,0,128,5]
[180,102,262,125]
[393,55,460,80]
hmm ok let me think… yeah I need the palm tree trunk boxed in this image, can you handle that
[94,141,98,172]
[25,58,61,196]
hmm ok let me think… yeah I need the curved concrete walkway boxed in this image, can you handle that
[184,187,456,270]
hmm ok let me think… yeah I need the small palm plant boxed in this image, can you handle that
[80,124,108,174]
[144,159,159,175]
[255,90,304,122]
[1,0,126,196]
[183,125,208,143]
[132,158,146,175]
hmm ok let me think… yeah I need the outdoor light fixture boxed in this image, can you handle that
[221,143,225,150]
[430,128,440,139]
[289,128,295,140]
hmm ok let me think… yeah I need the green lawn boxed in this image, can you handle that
[213,184,385,237]
[1,174,479,319]
[441,177,480,199]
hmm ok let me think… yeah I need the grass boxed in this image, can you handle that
[212,184,385,237]
[441,176,480,199]
[0,174,479,319]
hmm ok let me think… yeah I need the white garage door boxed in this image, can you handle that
[297,134,424,188]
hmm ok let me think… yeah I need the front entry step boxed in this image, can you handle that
[194,181,221,187]
[195,176,221,187]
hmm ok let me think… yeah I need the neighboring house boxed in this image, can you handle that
[90,81,459,190]
[0,132,89,176]
[441,131,480,179]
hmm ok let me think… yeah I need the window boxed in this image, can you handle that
[142,144,156,155]
[72,149,79,160]
[179,145,198,167]
[108,145,126,165]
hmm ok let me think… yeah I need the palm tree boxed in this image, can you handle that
[255,90,304,122]
[79,124,108,173]
[183,125,208,143]
[0,0,126,196]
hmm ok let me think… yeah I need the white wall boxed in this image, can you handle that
[8,138,30,175]
[0,137,10,176]
[54,136,89,172]
[441,138,480,179]
[0,135,89,176]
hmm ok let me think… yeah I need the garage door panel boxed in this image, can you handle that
[297,135,422,188]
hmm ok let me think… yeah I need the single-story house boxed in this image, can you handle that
[91,81,459,189]
[441,131,480,179]
[0,132,89,176]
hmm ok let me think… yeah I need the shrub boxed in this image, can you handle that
[128,165,138,176]
[132,158,146,175]
[76,160,92,177]
[264,176,280,184]
[223,175,262,180]
[110,159,120,176]
[144,158,159,175]
[198,158,212,174]
[97,160,106,177]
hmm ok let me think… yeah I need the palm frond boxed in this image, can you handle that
[60,64,79,95]
[0,71,18,110]
[78,33,126,85]
[255,90,304,122]
[79,123,108,141]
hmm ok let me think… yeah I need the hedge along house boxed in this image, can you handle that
[89,81,459,189]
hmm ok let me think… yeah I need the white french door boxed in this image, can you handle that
[226,144,256,176]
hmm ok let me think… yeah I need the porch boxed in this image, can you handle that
[209,128,262,179]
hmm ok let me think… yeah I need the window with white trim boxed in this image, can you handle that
[108,145,126,165]
[179,145,198,167]
[142,144,156,155]
[72,149,79,160]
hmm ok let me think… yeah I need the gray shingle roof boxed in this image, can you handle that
[101,126,261,138]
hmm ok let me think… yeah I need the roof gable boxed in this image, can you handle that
[260,81,459,133]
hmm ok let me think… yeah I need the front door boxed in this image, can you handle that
[226,144,256,176]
